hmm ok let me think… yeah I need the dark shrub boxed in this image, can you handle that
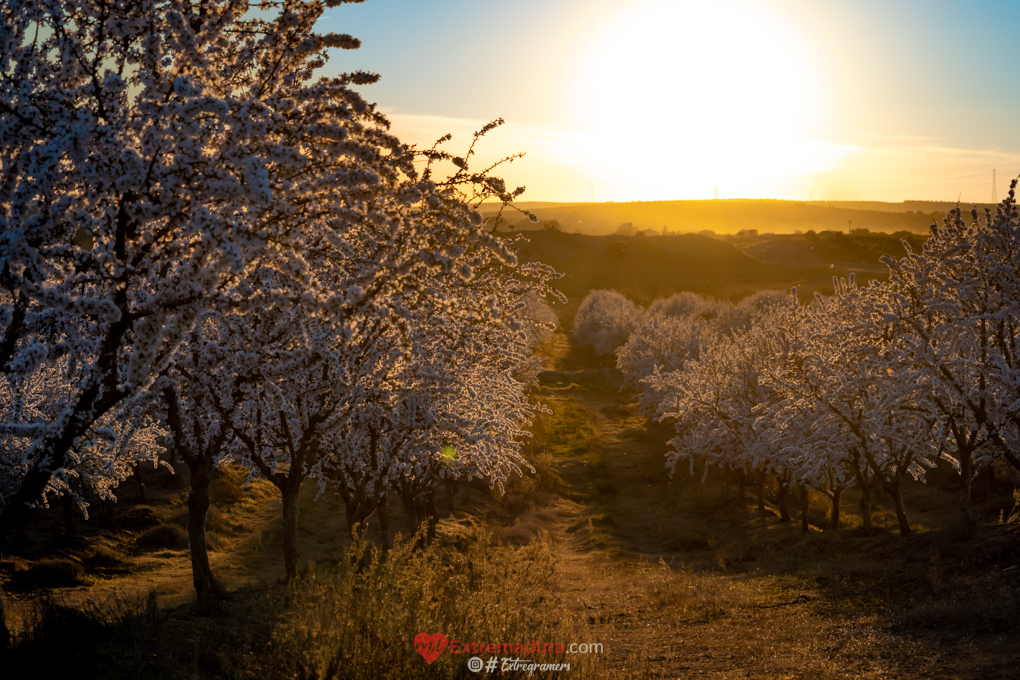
[119,506,160,531]
[16,558,84,588]
[136,524,188,551]
[82,545,129,573]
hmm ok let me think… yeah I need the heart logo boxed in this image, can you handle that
[414,632,448,664]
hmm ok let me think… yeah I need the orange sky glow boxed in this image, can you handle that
[322,0,1020,204]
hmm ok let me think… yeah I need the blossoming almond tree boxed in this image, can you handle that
[764,278,944,535]
[0,0,403,538]
[1,350,166,524]
[572,289,641,355]
[649,301,798,518]
[0,0,458,633]
[617,314,717,415]
[158,309,265,613]
[209,121,557,579]
[875,197,1020,524]
[327,303,544,551]
[384,275,551,542]
[620,291,788,417]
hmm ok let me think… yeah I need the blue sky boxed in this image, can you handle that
[317,0,1020,202]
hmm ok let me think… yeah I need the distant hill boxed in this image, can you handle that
[510,230,916,325]
[813,200,998,214]
[743,240,825,267]
[736,230,926,269]
[481,199,965,236]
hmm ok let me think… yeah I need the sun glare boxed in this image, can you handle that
[570,0,844,200]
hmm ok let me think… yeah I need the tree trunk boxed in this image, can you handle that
[886,483,911,536]
[188,456,226,614]
[14,516,28,551]
[136,464,146,502]
[0,588,10,651]
[859,485,873,529]
[62,494,76,541]
[830,487,841,531]
[400,488,422,529]
[799,483,810,533]
[342,494,374,538]
[426,491,439,542]
[776,477,791,523]
[282,486,300,581]
[378,494,392,556]
[756,470,766,512]
[959,447,974,525]
[736,468,747,506]
[342,495,375,571]
[446,479,456,514]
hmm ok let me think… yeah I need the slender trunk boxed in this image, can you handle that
[14,518,28,551]
[859,485,873,529]
[799,483,810,533]
[342,495,375,571]
[343,494,374,538]
[0,588,10,651]
[959,446,974,525]
[188,456,226,614]
[426,491,439,542]
[830,487,841,531]
[736,468,747,506]
[776,476,791,523]
[400,488,421,529]
[282,486,300,581]
[100,499,112,529]
[62,494,76,541]
[136,464,146,502]
[885,483,911,536]
[446,479,456,514]
[378,494,392,555]
[756,470,766,512]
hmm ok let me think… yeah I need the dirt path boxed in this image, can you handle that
[520,334,990,679]
[528,385,845,678]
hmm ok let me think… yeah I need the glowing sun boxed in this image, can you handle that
[571,0,842,199]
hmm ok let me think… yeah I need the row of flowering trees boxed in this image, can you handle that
[0,0,557,637]
[575,192,1020,536]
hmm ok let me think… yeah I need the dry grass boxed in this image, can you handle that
[135,524,188,551]
[5,529,602,680]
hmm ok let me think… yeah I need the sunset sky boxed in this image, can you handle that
[319,0,1020,203]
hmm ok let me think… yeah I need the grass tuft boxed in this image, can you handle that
[135,524,188,551]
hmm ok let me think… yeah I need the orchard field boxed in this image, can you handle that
[4,1,1020,679]
[5,221,1020,679]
